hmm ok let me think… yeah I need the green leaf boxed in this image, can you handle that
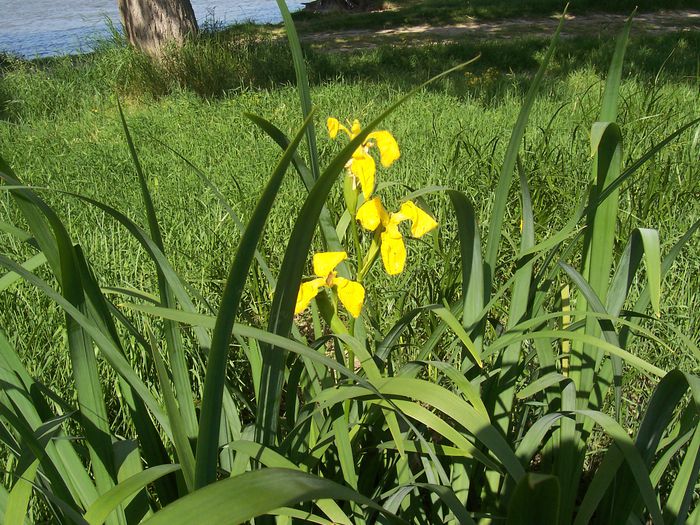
[621,219,700,350]
[507,474,560,525]
[574,409,663,524]
[0,255,170,436]
[484,10,566,285]
[385,483,477,525]
[194,111,315,489]
[246,113,346,258]
[274,0,320,182]
[491,159,536,434]
[446,190,485,335]
[663,415,700,524]
[149,329,195,491]
[5,458,39,525]
[117,100,199,446]
[0,252,47,291]
[313,377,524,481]
[84,465,181,525]
[432,306,482,368]
[141,468,405,525]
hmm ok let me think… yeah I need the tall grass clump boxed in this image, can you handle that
[0,6,699,525]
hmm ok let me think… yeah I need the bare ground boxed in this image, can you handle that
[299,9,700,51]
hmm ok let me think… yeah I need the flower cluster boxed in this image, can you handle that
[295,117,438,319]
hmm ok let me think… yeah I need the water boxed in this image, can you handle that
[0,0,305,58]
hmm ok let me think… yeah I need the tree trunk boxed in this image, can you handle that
[117,0,198,57]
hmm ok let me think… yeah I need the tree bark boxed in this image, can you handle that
[117,0,198,57]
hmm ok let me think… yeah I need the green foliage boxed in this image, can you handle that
[0,9,699,525]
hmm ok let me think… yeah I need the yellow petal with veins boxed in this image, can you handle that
[399,201,438,238]
[380,224,406,275]
[350,119,362,137]
[312,251,347,278]
[350,150,376,199]
[368,130,400,167]
[334,277,365,318]
[356,197,389,232]
[294,277,326,315]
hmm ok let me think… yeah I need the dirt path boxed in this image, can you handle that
[301,9,700,50]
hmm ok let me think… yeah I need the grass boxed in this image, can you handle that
[1,63,698,381]
[0,9,699,524]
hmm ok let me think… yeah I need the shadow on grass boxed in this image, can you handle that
[291,0,699,33]
[0,28,697,121]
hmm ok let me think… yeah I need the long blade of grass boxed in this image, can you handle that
[620,219,700,349]
[312,377,525,481]
[0,252,46,291]
[483,9,566,286]
[246,114,345,257]
[571,14,633,422]
[228,440,352,525]
[149,328,195,491]
[487,329,664,378]
[491,160,536,434]
[83,465,181,525]
[0,158,60,272]
[0,332,93,511]
[446,190,485,339]
[141,468,405,525]
[117,100,198,442]
[5,458,39,525]
[0,174,118,510]
[274,0,320,182]
[194,111,315,489]
[574,409,663,524]
[72,247,179,504]
[572,120,624,410]
[605,369,697,523]
[663,424,700,524]
[385,483,478,525]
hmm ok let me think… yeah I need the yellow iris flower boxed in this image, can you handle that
[356,197,438,275]
[327,117,400,200]
[294,251,365,318]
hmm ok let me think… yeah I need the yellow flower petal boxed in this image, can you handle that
[334,277,365,318]
[399,201,438,238]
[327,117,340,138]
[294,277,326,315]
[368,130,400,167]
[312,251,347,278]
[350,150,376,200]
[356,197,389,232]
[380,225,406,275]
[327,117,350,139]
[350,119,362,138]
